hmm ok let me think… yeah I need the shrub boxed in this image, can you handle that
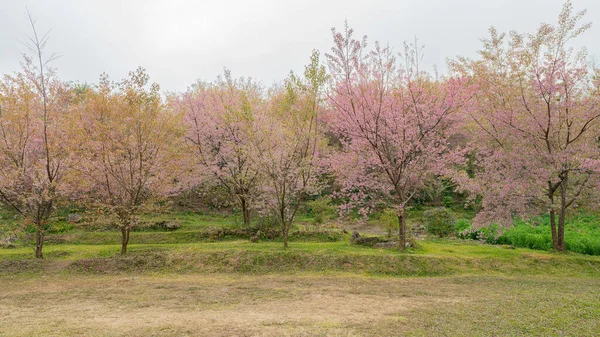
[424,208,456,237]
[48,221,74,233]
[378,208,398,237]
[254,214,280,230]
[306,197,335,229]
[455,218,471,233]
[443,195,454,208]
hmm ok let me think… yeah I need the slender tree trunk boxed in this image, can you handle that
[121,226,130,255]
[35,226,44,259]
[548,181,559,250]
[282,223,289,248]
[557,206,566,252]
[397,206,406,250]
[241,197,250,226]
[557,178,568,252]
[549,208,558,250]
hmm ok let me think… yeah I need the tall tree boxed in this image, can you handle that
[74,68,183,254]
[174,71,263,225]
[255,50,327,248]
[327,23,472,249]
[451,1,600,251]
[0,12,70,258]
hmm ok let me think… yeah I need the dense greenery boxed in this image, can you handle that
[456,212,600,256]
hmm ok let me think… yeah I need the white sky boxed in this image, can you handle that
[0,0,598,92]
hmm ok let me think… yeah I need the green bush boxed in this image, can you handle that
[306,197,334,228]
[443,195,454,208]
[254,215,280,230]
[378,208,398,237]
[462,213,600,256]
[48,221,74,233]
[455,218,471,233]
[424,208,456,237]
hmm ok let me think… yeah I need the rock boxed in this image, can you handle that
[206,227,224,241]
[375,241,397,249]
[353,236,381,246]
[66,213,83,223]
[0,234,18,248]
[162,221,181,231]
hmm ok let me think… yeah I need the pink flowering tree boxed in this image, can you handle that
[451,1,600,251]
[254,50,328,247]
[0,13,71,258]
[326,23,472,249]
[74,68,184,255]
[173,71,263,225]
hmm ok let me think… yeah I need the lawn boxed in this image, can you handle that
[0,273,598,336]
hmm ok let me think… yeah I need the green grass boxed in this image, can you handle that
[473,212,600,255]
[2,239,599,278]
[140,211,242,230]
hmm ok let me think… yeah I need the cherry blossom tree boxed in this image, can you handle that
[326,23,472,249]
[74,68,184,255]
[255,50,328,248]
[0,12,71,258]
[451,1,600,251]
[173,71,263,225]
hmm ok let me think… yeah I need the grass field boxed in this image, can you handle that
[1,273,599,336]
[2,208,600,336]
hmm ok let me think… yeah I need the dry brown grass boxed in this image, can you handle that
[1,273,599,336]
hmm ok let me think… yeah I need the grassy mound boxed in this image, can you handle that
[2,240,599,277]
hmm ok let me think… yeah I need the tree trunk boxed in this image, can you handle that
[557,206,566,251]
[241,197,250,226]
[549,208,558,250]
[282,223,289,248]
[397,206,406,250]
[548,181,559,250]
[35,227,44,259]
[121,226,130,255]
[557,178,568,252]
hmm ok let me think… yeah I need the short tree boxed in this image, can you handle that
[75,68,183,254]
[254,50,328,248]
[173,71,263,225]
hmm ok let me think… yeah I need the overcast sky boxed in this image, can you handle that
[0,0,598,92]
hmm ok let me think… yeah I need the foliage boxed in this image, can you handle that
[326,22,473,248]
[254,50,328,247]
[451,1,600,251]
[305,197,334,228]
[424,208,456,237]
[72,67,184,254]
[2,2,600,261]
[173,70,263,225]
[443,195,454,208]
[496,213,600,255]
[0,13,72,258]
[377,208,399,237]
[454,218,471,233]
